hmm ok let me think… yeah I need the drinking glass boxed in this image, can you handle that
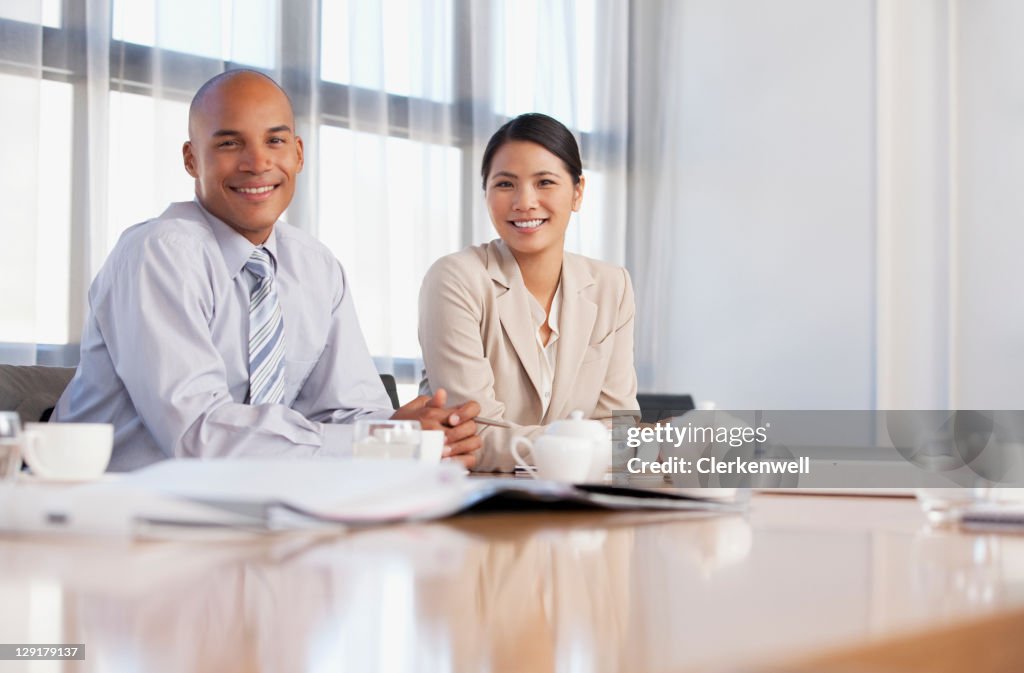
[0,411,23,481]
[352,419,421,459]
[915,487,992,526]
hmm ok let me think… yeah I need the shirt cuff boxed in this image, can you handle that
[318,423,355,457]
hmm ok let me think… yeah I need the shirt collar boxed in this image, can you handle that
[194,198,280,278]
[527,276,562,337]
[548,281,562,336]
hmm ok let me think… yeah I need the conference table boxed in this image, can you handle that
[1,490,1022,672]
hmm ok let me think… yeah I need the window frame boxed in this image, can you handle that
[0,0,599,368]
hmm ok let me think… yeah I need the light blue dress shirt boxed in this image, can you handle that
[54,200,394,471]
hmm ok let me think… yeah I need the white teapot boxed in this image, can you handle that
[510,410,611,482]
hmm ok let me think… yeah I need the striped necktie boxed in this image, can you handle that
[245,247,286,405]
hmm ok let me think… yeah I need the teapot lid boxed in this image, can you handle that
[546,410,608,441]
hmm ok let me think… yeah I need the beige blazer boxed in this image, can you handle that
[418,240,639,471]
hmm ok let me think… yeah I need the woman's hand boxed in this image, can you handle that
[391,388,482,469]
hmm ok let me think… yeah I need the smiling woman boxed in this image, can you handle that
[418,113,639,472]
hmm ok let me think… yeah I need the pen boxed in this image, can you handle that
[473,415,512,429]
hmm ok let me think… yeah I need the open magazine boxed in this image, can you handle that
[0,458,745,536]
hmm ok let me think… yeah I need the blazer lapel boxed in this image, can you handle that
[489,242,546,402]
[545,253,597,422]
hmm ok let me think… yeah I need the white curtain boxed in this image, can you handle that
[0,0,629,396]
[0,0,48,365]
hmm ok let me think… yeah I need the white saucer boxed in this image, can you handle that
[15,472,121,485]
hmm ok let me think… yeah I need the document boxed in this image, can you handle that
[0,458,744,537]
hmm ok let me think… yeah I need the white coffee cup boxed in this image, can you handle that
[511,434,594,483]
[22,422,113,481]
[419,430,445,464]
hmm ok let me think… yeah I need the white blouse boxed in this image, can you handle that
[526,281,562,417]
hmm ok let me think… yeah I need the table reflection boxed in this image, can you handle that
[1,496,1022,673]
[0,511,753,673]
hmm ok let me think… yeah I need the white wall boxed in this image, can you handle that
[630,0,1024,410]
[630,0,876,408]
[954,0,1024,408]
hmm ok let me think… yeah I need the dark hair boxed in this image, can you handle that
[480,113,583,189]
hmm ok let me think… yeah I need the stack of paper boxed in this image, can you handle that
[0,458,745,537]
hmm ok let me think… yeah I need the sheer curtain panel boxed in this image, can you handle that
[0,0,629,392]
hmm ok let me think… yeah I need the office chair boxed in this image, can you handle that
[636,392,695,424]
[0,365,76,424]
[379,374,400,410]
[0,365,402,422]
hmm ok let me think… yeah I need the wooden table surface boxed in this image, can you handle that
[1,492,1022,672]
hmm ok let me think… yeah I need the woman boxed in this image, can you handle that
[418,113,638,471]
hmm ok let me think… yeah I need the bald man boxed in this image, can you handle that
[55,70,481,470]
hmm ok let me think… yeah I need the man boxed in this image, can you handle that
[54,69,481,471]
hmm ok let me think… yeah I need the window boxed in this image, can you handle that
[493,0,596,131]
[112,0,277,69]
[0,0,61,27]
[319,127,461,358]
[0,0,609,371]
[0,75,72,345]
[321,0,454,102]
[107,92,194,248]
